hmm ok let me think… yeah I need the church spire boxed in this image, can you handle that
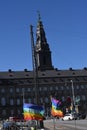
[35,14,54,71]
[36,12,47,49]
[38,11,41,21]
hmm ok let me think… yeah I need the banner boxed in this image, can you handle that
[23,103,44,120]
[51,98,63,117]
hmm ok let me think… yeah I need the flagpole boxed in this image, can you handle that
[53,117,56,130]
[30,24,44,129]
[71,80,75,111]
[22,89,24,126]
[71,80,77,130]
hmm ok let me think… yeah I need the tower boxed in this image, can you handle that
[35,15,54,71]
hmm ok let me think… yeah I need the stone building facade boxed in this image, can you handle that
[0,17,87,119]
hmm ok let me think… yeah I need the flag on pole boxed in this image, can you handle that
[51,98,64,117]
[23,103,44,120]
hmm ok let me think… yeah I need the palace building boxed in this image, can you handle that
[0,16,87,119]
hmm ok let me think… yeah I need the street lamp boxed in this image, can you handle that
[70,80,75,111]
[22,89,25,105]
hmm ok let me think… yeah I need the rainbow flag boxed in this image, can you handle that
[23,103,44,120]
[51,98,63,117]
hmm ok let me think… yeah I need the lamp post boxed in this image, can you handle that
[70,80,75,111]
[22,89,25,105]
[22,88,25,118]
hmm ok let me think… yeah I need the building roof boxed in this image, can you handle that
[0,68,87,79]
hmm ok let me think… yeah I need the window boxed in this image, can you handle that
[34,98,36,103]
[76,85,79,89]
[85,85,87,88]
[43,87,47,91]
[1,88,5,93]
[10,88,13,93]
[62,96,65,102]
[10,110,14,116]
[27,88,31,92]
[1,97,6,106]
[66,86,69,90]
[39,87,42,91]
[81,85,84,89]
[33,87,35,91]
[61,86,64,90]
[16,88,20,93]
[45,97,49,103]
[40,98,43,103]
[82,95,86,101]
[17,99,20,105]
[2,109,6,116]
[28,98,31,103]
[17,109,21,115]
[22,88,25,92]
[50,87,53,91]
[10,99,14,105]
[55,86,58,90]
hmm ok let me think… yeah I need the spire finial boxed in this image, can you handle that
[37,11,41,21]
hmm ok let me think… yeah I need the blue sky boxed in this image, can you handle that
[0,0,87,71]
